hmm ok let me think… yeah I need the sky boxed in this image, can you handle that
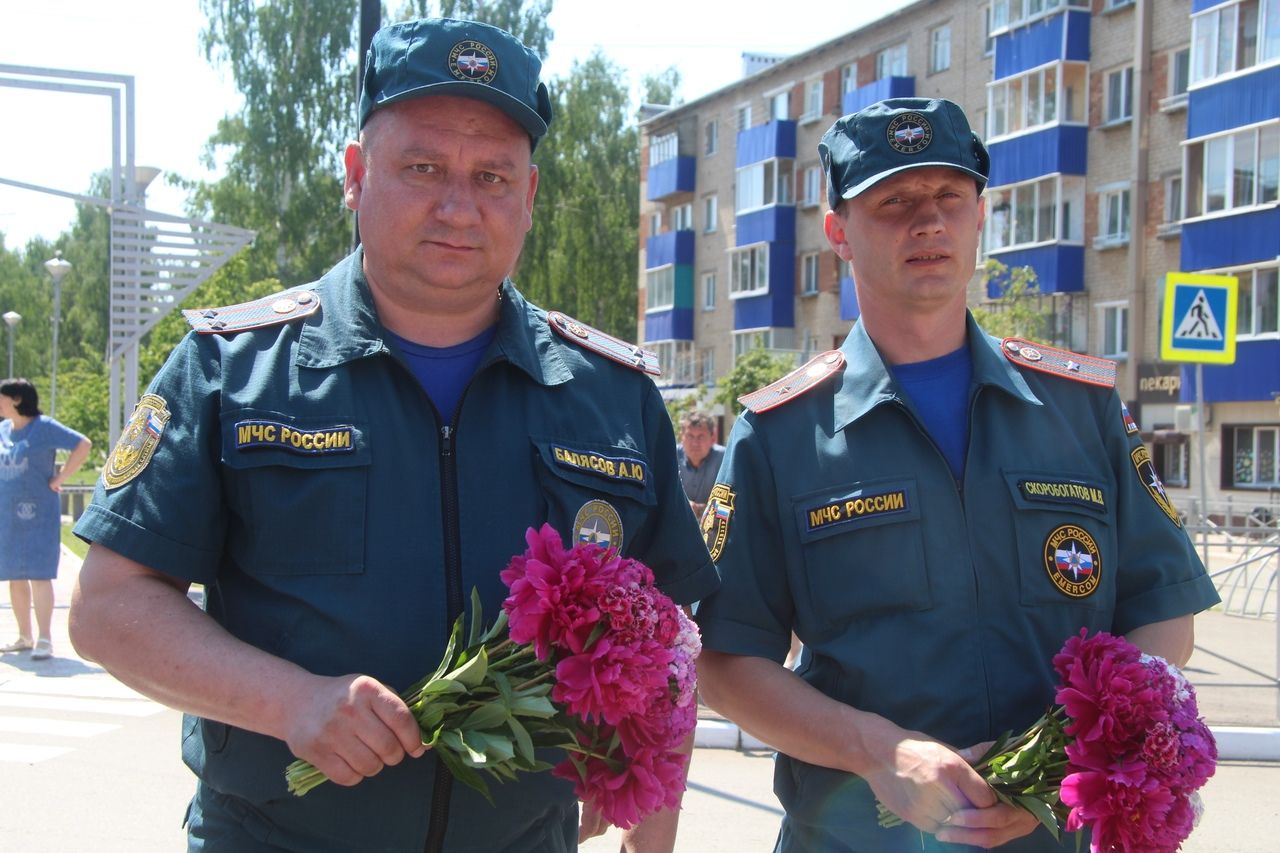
[0,0,912,250]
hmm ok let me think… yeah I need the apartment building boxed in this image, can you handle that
[637,0,1280,513]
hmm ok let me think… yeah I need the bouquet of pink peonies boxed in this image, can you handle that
[285,524,701,830]
[880,628,1216,851]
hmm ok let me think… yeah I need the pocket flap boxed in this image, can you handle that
[221,410,370,470]
[531,437,656,505]
[793,478,919,544]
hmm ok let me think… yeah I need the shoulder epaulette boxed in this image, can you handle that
[738,351,846,414]
[1001,338,1115,388]
[183,290,320,335]
[548,311,660,376]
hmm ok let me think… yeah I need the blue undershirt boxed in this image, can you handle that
[385,326,497,424]
[890,344,972,482]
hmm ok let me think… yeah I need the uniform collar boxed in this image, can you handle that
[295,249,573,387]
[832,312,1040,433]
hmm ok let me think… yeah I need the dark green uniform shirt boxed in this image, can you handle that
[695,316,1219,853]
[75,250,719,852]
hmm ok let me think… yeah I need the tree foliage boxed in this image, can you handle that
[973,258,1050,341]
[714,348,797,417]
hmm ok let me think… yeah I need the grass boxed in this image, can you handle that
[60,522,89,560]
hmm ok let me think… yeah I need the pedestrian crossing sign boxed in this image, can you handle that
[1160,272,1237,364]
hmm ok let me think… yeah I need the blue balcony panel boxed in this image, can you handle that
[839,276,860,322]
[736,120,797,168]
[988,125,1087,186]
[985,244,1084,298]
[993,9,1090,80]
[733,243,796,331]
[642,307,694,343]
[1187,64,1280,140]
[646,156,696,202]
[1191,0,1233,13]
[1181,340,1280,404]
[736,206,797,247]
[645,229,695,269]
[841,77,915,116]
[1180,207,1280,272]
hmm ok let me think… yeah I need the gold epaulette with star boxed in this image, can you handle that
[1001,338,1116,388]
[183,290,320,335]
[738,351,846,414]
[548,311,660,376]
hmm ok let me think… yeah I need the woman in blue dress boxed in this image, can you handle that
[0,379,91,660]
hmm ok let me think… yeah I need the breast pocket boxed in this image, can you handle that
[221,411,371,575]
[531,437,655,554]
[793,478,931,629]
[1004,470,1115,612]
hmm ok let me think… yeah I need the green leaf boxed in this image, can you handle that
[1014,795,1061,841]
[434,737,494,803]
[447,646,489,688]
[464,702,511,732]
[470,731,516,764]
[467,588,485,649]
[479,610,509,646]
[508,717,536,765]
[511,694,557,719]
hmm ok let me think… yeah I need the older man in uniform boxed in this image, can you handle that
[69,17,717,853]
[694,98,1220,852]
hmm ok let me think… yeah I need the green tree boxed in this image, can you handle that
[714,348,797,416]
[973,258,1050,341]
[519,51,641,338]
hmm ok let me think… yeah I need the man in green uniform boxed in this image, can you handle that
[69,17,717,853]
[694,98,1220,852]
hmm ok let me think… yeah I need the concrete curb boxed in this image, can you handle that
[696,719,1280,761]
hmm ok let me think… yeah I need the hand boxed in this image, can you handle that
[48,476,63,493]
[931,740,1040,848]
[282,674,427,787]
[578,798,610,843]
[862,730,995,835]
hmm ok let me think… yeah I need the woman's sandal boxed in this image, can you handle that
[1,637,34,653]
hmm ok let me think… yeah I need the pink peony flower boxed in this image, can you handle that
[554,747,688,830]
[552,635,674,725]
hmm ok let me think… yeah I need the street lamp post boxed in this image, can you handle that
[2,311,19,377]
[43,251,71,418]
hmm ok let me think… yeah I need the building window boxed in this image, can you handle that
[770,90,790,122]
[1171,47,1191,97]
[1236,265,1280,338]
[802,78,824,122]
[646,266,675,311]
[698,348,716,386]
[651,340,695,385]
[732,327,794,361]
[1184,122,1280,217]
[650,132,678,166]
[1159,173,1183,236]
[1104,0,1134,10]
[801,253,820,296]
[736,103,752,132]
[992,0,1090,32]
[703,194,718,233]
[704,119,718,156]
[1097,185,1131,246]
[1097,301,1129,358]
[987,62,1086,138]
[1104,66,1134,124]
[1191,0,1280,85]
[735,158,795,213]
[649,211,662,236]
[877,42,908,79]
[702,272,717,311]
[1232,425,1280,487]
[841,64,857,94]
[671,203,693,232]
[1155,440,1189,488]
[930,25,952,73]
[985,175,1085,252]
[801,165,823,208]
[982,4,995,56]
[729,243,770,298]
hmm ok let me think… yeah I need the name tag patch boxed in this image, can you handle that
[1018,479,1107,513]
[235,420,355,455]
[551,445,647,487]
[805,489,908,533]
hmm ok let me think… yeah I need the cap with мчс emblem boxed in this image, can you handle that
[818,97,990,207]
[358,17,553,148]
